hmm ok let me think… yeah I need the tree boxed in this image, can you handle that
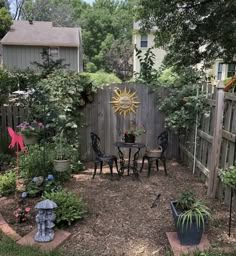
[105,38,133,80]
[22,0,87,26]
[0,7,12,38]
[137,0,236,68]
[80,0,135,71]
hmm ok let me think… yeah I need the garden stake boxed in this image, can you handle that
[8,127,27,194]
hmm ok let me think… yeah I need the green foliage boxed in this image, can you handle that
[175,190,211,231]
[176,190,196,212]
[19,144,54,179]
[0,68,11,104]
[135,46,159,84]
[0,170,16,196]
[54,131,77,160]
[220,165,236,188]
[0,7,12,39]
[137,0,236,68]
[83,71,121,88]
[43,189,87,226]
[0,230,63,256]
[32,49,69,78]
[80,0,135,70]
[155,67,206,133]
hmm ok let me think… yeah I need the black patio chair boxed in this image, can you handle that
[140,131,168,176]
[90,132,119,179]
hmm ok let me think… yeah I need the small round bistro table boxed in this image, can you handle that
[114,142,145,179]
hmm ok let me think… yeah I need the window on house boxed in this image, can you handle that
[217,63,223,80]
[140,34,148,48]
[49,47,59,59]
[227,63,236,78]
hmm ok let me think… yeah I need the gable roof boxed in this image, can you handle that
[1,21,81,47]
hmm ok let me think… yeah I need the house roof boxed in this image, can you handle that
[1,21,81,47]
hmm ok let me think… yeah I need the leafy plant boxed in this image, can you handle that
[17,120,44,137]
[135,46,159,84]
[43,189,87,226]
[0,170,16,196]
[125,121,145,137]
[155,67,207,133]
[54,131,77,160]
[19,144,54,179]
[175,190,211,231]
[220,165,236,188]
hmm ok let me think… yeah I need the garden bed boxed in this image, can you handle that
[1,160,236,255]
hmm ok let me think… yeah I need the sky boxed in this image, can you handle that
[84,0,95,4]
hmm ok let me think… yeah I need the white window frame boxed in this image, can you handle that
[49,47,60,59]
[140,34,148,48]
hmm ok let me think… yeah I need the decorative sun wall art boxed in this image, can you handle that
[110,87,140,116]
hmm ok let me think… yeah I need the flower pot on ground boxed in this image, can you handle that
[53,131,75,172]
[170,190,211,245]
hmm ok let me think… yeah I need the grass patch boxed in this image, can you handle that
[0,231,63,256]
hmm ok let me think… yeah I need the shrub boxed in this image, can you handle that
[43,189,87,226]
[0,170,16,196]
[19,144,54,179]
[83,71,121,88]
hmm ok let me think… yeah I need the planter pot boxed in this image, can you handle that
[170,201,205,245]
[22,134,38,145]
[124,134,135,143]
[53,159,70,172]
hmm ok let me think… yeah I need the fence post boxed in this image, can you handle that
[207,81,224,198]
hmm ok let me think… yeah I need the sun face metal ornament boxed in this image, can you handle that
[110,87,140,116]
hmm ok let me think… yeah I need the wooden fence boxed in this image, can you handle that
[179,81,236,201]
[79,83,179,161]
[0,105,27,138]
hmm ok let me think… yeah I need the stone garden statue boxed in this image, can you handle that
[34,199,57,243]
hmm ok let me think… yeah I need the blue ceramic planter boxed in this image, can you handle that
[170,201,205,245]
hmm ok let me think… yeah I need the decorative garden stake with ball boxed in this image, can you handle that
[34,199,57,243]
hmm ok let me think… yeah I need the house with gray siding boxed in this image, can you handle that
[1,21,83,72]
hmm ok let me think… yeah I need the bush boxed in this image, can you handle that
[43,189,87,226]
[83,71,121,88]
[0,170,16,196]
[19,144,54,179]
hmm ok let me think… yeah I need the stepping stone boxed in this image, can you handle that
[17,228,71,251]
[166,232,211,256]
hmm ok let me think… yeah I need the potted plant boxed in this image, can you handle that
[170,189,211,245]
[17,120,44,145]
[53,131,74,172]
[124,122,145,143]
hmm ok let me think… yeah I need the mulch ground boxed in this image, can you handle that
[1,160,236,256]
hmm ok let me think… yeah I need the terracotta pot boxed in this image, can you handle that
[53,159,70,172]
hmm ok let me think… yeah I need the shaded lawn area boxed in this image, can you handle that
[59,160,236,256]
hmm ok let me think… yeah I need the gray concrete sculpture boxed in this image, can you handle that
[34,199,57,242]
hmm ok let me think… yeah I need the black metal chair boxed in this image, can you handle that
[140,131,168,176]
[90,132,119,179]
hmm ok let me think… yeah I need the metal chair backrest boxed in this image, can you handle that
[90,132,104,157]
[157,131,168,156]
